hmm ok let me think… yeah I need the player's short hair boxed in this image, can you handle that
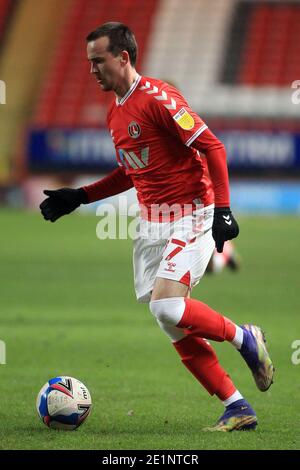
[86,22,138,66]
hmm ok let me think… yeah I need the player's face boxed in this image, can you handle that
[87,36,123,92]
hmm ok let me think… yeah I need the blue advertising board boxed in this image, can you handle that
[217,130,300,170]
[28,128,300,172]
[28,128,117,171]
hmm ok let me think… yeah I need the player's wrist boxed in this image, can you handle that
[214,206,231,213]
[77,187,89,204]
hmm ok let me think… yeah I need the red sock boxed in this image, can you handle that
[173,335,236,399]
[176,298,236,342]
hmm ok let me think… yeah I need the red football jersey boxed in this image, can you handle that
[106,74,216,215]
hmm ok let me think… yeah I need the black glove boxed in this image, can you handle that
[212,207,239,253]
[39,188,88,222]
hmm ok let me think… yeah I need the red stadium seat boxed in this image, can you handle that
[238,3,300,86]
[33,0,159,127]
[0,0,12,43]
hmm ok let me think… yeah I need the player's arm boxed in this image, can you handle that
[82,166,134,202]
[190,128,229,207]
[190,128,239,253]
[148,83,239,252]
[40,167,133,222]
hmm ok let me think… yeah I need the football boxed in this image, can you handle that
[36,376,92,430]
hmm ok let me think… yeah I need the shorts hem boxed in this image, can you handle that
[136,288,153,303]
[155,274,190,287]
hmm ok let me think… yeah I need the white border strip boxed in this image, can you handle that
[185,124,208,147]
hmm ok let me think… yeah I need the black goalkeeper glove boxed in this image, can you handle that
[39,188,88,222]
[212,207,239,253]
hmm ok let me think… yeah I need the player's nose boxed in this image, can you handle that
[90,62,97,74]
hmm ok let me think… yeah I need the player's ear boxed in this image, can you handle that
[120,50,130,66]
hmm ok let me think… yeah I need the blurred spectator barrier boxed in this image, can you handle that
[28,128,300,173]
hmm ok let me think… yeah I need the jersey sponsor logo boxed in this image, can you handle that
[118,146,149,170]
[173,108,195,130]
[128,121,141,139]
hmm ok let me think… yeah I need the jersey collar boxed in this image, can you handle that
[116,74,141,106]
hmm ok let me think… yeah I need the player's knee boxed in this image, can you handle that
[157,320,186,342]
[149,297,185,326]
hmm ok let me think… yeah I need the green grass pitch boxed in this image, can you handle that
[0,209,299,450]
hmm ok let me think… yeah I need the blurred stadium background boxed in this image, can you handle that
[0,0,300,212]
[1,0,300,450]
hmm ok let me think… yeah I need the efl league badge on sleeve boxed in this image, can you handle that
[128,121,141,139]
[173,108,195,130]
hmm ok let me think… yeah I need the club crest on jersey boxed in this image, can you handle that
[128,121,141,139]
[173,108,195,130]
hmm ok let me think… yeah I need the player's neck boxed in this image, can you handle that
[115,69,138,101]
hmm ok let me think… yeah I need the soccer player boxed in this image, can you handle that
[40,23,274,431]
[206,240,240,274]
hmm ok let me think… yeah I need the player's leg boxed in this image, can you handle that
[151,281,257,431]
[182,289,256,432]
[133,211,269,430]
[133,221,255,430]
[149,206,273,432]
[151,284,274,393]
[150,215,274,393]
[159,319,243,402]
[150,224,242,346]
